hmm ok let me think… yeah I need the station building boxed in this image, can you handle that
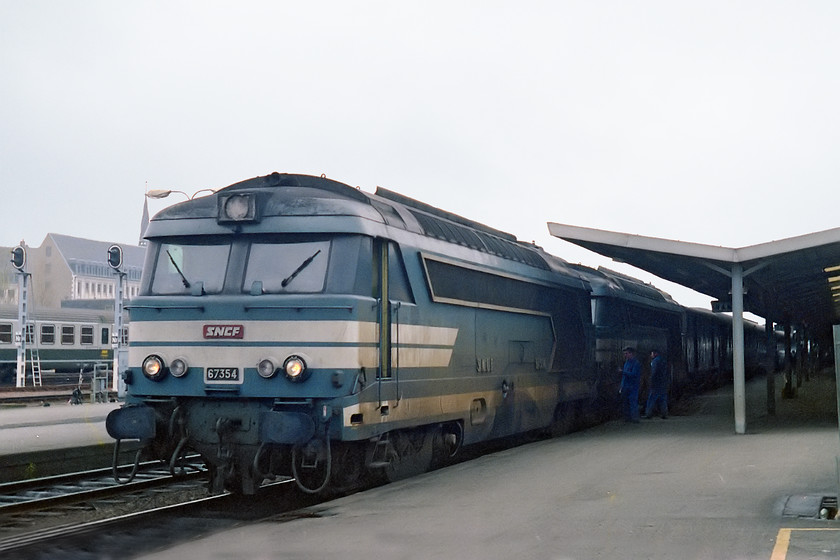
[1,234,144,309]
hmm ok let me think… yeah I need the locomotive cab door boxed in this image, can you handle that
[376,240,393,387]
[374,239,415,407]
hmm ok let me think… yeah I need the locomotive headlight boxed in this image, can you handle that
[257,358,278,379]
[142,355,167,381]
[169,357,189,378]
[283,355,308,382]
[218,193,257,223]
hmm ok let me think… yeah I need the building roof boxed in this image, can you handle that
[46,233,145,281]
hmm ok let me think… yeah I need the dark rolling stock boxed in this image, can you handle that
[106,173,768,495]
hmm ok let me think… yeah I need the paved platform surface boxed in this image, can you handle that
[141,371,840,560]
[0,399,127,480]
[0,400,120,454]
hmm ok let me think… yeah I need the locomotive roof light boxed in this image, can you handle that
[257,358,279,379]
[142,355,167,381]
[218,193,258,223]
[283,355,309,382]
[169,357,189,378]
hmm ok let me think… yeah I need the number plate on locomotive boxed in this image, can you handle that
[205,367,241,383]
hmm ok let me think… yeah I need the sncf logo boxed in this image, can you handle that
[203,325,244,339]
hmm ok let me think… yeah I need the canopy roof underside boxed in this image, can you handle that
[547,224,840,337]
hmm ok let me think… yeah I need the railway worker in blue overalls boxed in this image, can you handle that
[644,349,668,419]
[619,347,641,423]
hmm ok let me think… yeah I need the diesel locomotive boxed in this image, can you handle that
[106,173,766,494]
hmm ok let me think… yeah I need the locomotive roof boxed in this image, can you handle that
[148,173,556,272]
[567,264,680,308]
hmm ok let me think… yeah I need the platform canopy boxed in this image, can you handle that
[548,223,840,434]
[547,224,840,339]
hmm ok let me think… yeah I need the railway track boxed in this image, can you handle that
[0,492,229,558]
[0,457,212,555]
[0,458,207,516]
[0,478,309,559]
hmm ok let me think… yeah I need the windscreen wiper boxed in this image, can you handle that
[281,250,321,288]
[166,250,191,289]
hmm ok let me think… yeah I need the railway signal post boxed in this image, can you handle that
[107,244,127,395]
[10,244,29,388]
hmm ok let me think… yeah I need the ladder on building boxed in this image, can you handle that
[27,347,42,387]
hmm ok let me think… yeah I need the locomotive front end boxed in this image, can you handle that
[106,175,385,494]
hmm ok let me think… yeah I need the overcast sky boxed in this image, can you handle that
[2,1,838,309]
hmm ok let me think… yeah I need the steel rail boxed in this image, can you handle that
[0,460,205,516]
[0,478,295,555]
[0,493,226,554]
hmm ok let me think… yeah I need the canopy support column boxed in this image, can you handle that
[732,263,746,434]
[833,325,840,499]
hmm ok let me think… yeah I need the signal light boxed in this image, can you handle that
[107,244,123,270]
[10,246,25,271]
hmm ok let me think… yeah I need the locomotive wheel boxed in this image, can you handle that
[327,442,367,493]
[430,422,463,469]
[380,429,433,483]
[548,402,576,437]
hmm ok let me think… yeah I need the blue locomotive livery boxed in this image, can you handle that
[106,173,766,494]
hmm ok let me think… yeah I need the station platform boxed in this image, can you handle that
[141,370,840,560]
[0,398,127,481]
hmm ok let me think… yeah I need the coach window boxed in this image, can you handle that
[41,325,56,344]
[101,327,110,345]
[61,325,75,345]
[81,326,94,345]
[0,323,11,344]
